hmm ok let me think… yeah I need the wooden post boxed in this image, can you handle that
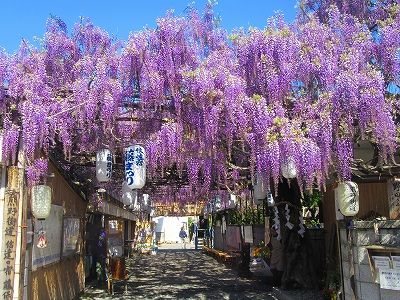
[0,165,23,300]
[13,148,27,300]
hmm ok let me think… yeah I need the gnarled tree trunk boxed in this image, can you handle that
[275,178,317,289]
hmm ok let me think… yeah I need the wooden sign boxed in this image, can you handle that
[0,192,20,300]
[387,180,400,219]
[0,166,21,299]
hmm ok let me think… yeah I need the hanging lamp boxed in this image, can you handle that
[96,149,112,182]
[31,185,52,220]
[124,145,146,189]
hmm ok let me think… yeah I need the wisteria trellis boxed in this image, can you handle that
[0,2,399,203]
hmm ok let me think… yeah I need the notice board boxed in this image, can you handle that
[379,269,400,290]
[32,205,63,270]
[62,217,80,256]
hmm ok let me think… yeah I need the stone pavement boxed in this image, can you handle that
[80,244,275,300]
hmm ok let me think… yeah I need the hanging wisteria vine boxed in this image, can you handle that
[0,2,399,202]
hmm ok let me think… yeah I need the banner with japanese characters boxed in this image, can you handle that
[0,190,19,300]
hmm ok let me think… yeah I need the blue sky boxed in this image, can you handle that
[0,0,297,53]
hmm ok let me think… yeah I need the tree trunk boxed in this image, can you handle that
[276,178,317,289]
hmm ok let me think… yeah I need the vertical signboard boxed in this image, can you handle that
[0,192,19,300]
[388,180,400,219]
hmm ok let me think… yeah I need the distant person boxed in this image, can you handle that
[189,222,194,242]
[194,222,199,249]
[179,226,188,249]
[93,228,107,286]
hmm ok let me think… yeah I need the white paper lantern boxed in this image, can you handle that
[207,201,214,214]
[253,172,268,204]
[267,192,275,207]
[140,194,150,212]
[281,157,297,179]
[122,183,137,206]
[203,203,209,217]
[142,194,149,206]
[150,207,155,217]
[227,194,237,209]
[31,185,52,220]
[129,195,140,212]
[96,149,112,182]
[336,181,359,216]
[124,145,146,189]
[215,195,222,211]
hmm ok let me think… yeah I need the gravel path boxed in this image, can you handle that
[81,246,275,300]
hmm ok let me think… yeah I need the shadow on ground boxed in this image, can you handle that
[81,249,273,300]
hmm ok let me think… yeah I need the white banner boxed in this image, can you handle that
[32,205,63,270]
[244,225,253,244]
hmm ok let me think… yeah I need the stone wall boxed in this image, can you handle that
[339,220,400,300]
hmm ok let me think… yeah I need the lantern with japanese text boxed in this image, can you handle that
[124,145,146,189]
[31,185,52,220]
[253,172,268,204]
[281,157,297,179]
[96,149,112,182]
[336,181,359,216]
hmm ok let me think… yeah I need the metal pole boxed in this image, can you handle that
[336,221,345,299]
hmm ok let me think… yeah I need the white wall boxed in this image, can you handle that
[153,216,192,243]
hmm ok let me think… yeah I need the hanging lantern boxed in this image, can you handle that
[124,145,146,189]
[253,172,268,204]
[140,193,150,211]
[96,149,112,182]
[227,194,237,209]
[208,201,213,214]
[129,194,140,211]
[203,203,209,217]
[267,192,275,207]
[336,181,359,216]
[31,185,52,220]
[215,195,222,211]
[142,194,149,206]
[122,182,137,206]
[150,207,155,217]
[281,157,297,179]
